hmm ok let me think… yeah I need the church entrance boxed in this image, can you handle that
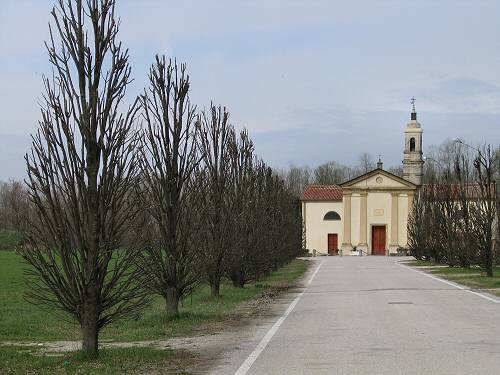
[327,233,338,255]
[371,226,386,255]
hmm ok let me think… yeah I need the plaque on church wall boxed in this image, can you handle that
[374,209,384,216]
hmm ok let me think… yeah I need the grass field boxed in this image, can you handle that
[0,230,23,250]
[402,259,440,267]
[430,265,500,293]
[0,250,309,374]
[406,259,500,296]
[0,346,191,375]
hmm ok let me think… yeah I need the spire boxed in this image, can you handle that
[410,96,417,120]
[377,155,383,169]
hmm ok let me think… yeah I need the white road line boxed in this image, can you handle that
[307,261,323,285]
[397,261,500,304]
[466,290,500,303]
[234,261,324,375]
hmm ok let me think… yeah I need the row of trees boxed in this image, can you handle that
[408,141,499,275]
[137,57,301,313]
[17,0,301,356]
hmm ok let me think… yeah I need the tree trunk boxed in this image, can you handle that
[231,277,239,288]
[485,248,493,277]
[211,278,220,297]
[81,290,99,356]
[166,286,179,315]
[230,269,245,288]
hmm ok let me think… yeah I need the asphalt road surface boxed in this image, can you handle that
[214,256,500,375]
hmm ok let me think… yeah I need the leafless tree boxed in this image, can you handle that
[407,189,429,260]
[196,104,233,297]
[387,165,403,177]
[138,56,202,315]
[225,129,259,287]
[409,140,499,274]
[266,167,303,270]
[432,171,459,266]
[357,152,375,174]
[215,127,303,289]
[280,165,311,198]
[454,152,477,267]
[0,180,30,231]
[19,0,148,356]
[471,145,497,276]
[313,161,349,185]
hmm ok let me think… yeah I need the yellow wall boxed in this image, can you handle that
[398,194,409,247]
[303,201,343,254]
[351,194,360,246]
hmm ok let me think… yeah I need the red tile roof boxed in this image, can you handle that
[301,185,343,201]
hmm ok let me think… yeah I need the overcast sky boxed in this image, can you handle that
[1,0,499,181]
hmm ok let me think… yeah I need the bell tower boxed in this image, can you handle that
[403,97,424,185]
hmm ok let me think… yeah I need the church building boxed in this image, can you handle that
[301,104,424,256]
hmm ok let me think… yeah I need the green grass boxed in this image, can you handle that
[0,346,190,375]
[430,266,485,276]
[0,251,80,341]
[104,259,308,341]
[0,251,309,342]
[405,260,500,296]
[0,230,23,250]
[431,266,500,292]
[402,259,440,267]
[0,251,308,374]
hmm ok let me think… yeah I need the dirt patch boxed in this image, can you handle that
[175,283,296,337]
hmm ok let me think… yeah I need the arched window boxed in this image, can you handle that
[323,211,341,221]
[409,137,416,151]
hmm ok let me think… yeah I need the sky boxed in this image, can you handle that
[1,0,499,181]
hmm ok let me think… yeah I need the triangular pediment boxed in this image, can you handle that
[340,168,416,190]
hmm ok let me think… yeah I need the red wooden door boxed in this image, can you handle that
[372,226,386,255]
[328,234,338,255]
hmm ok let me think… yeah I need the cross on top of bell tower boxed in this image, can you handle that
[410,96,417,120]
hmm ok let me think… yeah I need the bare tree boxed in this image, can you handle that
[281,165,311,198]
[407,189,429,260]
[471,145,497,276]
[0,180,30,231]
[264,167,303,270]
[313,161,349,185]
[225,129,258,287]
[432,171,459,266]
[20,0,147,356]
[357,152,375,174]
[408,140,499,273]
[222,129,303,288]
[454,152,477,267]
[387,165,404,177]
[139,56,202,315]
[196,105,233,297]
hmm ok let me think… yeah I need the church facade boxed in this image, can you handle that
[301,106,424,256]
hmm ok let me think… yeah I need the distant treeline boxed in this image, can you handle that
[275,152,403,198]
[276,140,500,198]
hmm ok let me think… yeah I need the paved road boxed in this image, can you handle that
[215,256,500,375]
